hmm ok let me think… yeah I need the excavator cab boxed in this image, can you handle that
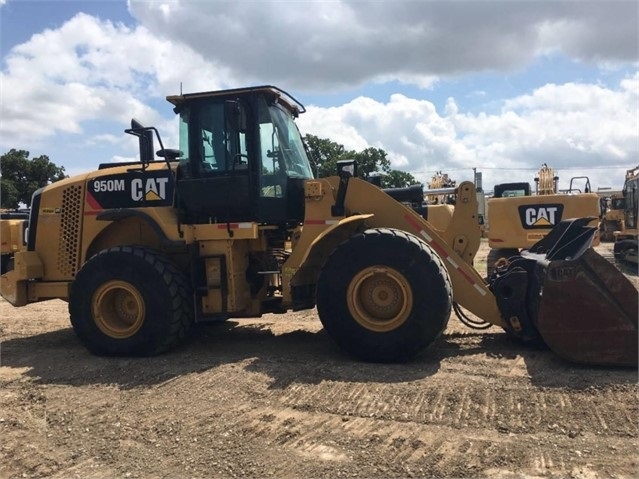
[169,86,314,225]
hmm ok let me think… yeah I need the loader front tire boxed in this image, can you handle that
[317,228,452,362]
[69,246,193,356]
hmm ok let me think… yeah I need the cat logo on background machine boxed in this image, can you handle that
[486,165,600,275]
[518,204,564,229]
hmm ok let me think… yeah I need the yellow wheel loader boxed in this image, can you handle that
[1,86,636,366]
[0,209,30,274]
[486,164,601,275]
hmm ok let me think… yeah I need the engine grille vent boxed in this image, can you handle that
[57,185,83,276]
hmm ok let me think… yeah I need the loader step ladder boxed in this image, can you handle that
[191,250,229,322]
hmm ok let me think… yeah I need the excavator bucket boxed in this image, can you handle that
[490,218,638,367]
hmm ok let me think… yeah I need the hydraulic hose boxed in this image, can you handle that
[453,302,492,330]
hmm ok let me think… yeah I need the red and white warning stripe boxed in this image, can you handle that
[403,214,487,296]
[216,222,254,229]
[304,219,339,226]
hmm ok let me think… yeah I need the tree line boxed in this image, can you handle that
[0,136,418,208]
[1,149,67,208]
[303,134,417,188]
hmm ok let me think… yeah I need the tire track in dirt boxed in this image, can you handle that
[124,357,637,477]
[266,376,637,437]
[217,399,637,478]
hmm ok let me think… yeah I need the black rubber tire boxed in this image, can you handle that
[316,228,452,362]
[614,239,638,259]
[486,248,519,277]
[69,246,193,356]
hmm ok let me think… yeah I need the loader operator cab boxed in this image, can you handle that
[168,86,314,225]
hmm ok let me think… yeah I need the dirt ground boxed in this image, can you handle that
[0,241,637,479]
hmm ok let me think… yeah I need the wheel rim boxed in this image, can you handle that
[92,280,145,339]
[346,266,413,332]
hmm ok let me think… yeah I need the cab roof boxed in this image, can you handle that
[166,85,306,115]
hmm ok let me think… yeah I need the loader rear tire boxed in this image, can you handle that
[317,228,452,363]
[69,246,193,356]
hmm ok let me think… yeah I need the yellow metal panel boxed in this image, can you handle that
[488,193,600,249]
[0,271,27,306]
[197,238,251,314]
[0,219,26,255]
[191,222,259,241]
[287,177,504,327]
[202,257,224,314]
[14,251,44,279]
[28,282,70,301]
[425,204,454,234]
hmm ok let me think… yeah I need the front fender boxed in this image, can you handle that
[290,214,373,287]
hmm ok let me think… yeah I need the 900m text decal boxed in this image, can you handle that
[87,172,174,210]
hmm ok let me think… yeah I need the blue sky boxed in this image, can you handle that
[1,0,637,192]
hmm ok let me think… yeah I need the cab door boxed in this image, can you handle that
[176,100,252,224]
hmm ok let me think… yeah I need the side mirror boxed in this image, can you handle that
[336,159,357,179]
[126,118,155,165]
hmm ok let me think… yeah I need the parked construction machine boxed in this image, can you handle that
[486,164,601,274]
[599,193,626,242]
[613,166,639,265]
[0,86,636,367]
[0,209,30,274]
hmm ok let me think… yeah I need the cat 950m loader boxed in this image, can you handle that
[1,86,636,367]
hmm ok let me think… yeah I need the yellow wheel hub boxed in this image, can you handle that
[92,280,145,339]
[347,266,413,332]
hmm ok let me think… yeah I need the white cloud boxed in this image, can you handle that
[1,2,637,192]
[128,0,638,91]
[0,13,227,148]
[298,75,639,190]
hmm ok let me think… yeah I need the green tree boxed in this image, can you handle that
[303,134,346,177]
[303,135,419,188]
[0,149,67,208]
[382,169,418,188]
[350,147,392,178]
[304,135,398,178]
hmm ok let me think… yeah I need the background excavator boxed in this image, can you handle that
[612,166,639,265]
[0,86,635,367]
[485,164,601,274]
[599,192,625,242]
